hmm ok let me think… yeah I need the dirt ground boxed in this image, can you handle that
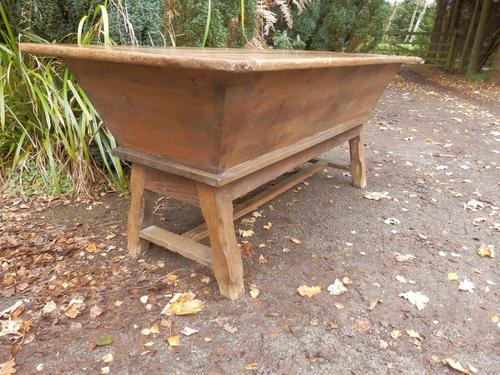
[1,67,499,375]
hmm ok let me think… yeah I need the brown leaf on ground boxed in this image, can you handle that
[297,285,322,298]
[161,292,205,316]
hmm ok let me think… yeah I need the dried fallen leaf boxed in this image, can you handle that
[352,318,371,332]
[239,229,255,238]
[379,339,389,349]
[0,359,16,375]
[86,243,98,253]
[464,199,485,211]
[477,243,495,258]
[161,292,205,316]
[406,329,423,341]
[262,222,273,230]
[42,300,57,315]
[249,284,260,299]
[394,253,416,262]
[448,272,459,281]
[327,279,347,296]
[368,298,381,311]
[442,357,472,374]
[290,237,302,244]
[342,276,353,284]
[150,323,160,334]
[167,335,180,347]
[297,285,322,298]
[244,363,259,370]
[363,191,391,201]
[166,274,178,282]
[102,353,113,363]
[181,327,199,336]
[384,217,401,225]
[223,322,237,334]
[65,299,84,319]
[90,305,103,319]
[396,275,407,283]
[390,330,402,339]
[458,279,474,293]
[399,291,429,310]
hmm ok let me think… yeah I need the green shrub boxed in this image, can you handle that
[6,0,99,42]
[109,0,165,45]
[172,0,257,47]
[271,0,390,52]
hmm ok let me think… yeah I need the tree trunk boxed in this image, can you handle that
[405,3,420,42]
[491,43,500,84]
[430,0,448,59]
[467,0,493,77]
[409,2,428,43]
[445,0,462,72]
[459,0,480,74]
[385,0,400,32]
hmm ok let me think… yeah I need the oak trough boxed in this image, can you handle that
[20,44,421,299]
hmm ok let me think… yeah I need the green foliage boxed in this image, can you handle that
[172,0,257,47]
[6,0,100,42]
[271,29,306,50]
[0,2,124,196]
[391,0,435,34]
[109,0,165,45]
[271,0,390,52]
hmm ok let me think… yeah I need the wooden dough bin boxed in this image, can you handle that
[19,44,422,299]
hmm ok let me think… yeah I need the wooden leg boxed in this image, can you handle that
[197,183,244,300]
[127,163,155,258]
[349,127,367,189]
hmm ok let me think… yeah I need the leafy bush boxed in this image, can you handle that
[109,0,165,45]
[172,0,257,47]
[271,0,390,52]
[6,0,99,41]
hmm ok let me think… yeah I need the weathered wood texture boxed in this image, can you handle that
[184,160,328,242]
[349,129,367,188]
[18,44,422,300]
[197,183,244,300]
[140,225,212,268]
[127,164,155,257]
[19,44,419,181]
[19,44,422,71]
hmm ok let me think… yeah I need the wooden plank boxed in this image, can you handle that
[140,225,212,268]
[144,166,199,206]
[20,43,422,72]
[310,158,350,171]
[184,161,328,242]
[197,184,244,300]
[127,164,155,258]
[224,126,361,198]
[113,119,364,187]
[349,128,367,188]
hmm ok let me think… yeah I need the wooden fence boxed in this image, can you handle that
[376,31,456,69]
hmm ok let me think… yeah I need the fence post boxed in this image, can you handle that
[445,30,458,72]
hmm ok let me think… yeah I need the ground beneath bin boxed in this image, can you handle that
[1,67,499,375]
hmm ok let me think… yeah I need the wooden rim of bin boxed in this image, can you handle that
[19,43,424,72]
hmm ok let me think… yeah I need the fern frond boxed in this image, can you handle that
[291,0,311,14]
[275,0,293,29]
[257,0,278,36]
